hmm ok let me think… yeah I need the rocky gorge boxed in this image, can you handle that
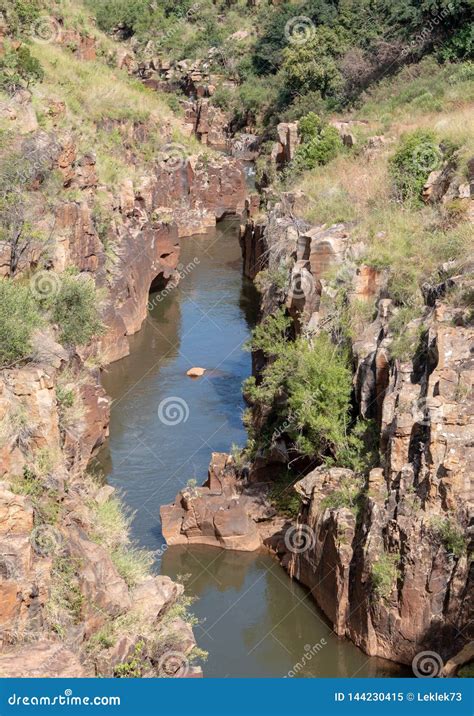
[0,18,249,675]
[161,147,474,673]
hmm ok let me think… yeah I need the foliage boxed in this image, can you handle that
[458,662,474,678]
[114,641,146,678]
[245,309,374,468]
[46,556,84,636]
[371,552,400,600]
[431,516,466,557]
[89,493,154,588]
[269,470,302,518]
[85,0,151,36]
[320,476,364,518]
[282,28,347,101]
[0,0,42,37]
[0,279,41,366]
[0,44,44,94]
[49,274,104,347]
[389,130,442,201]
[292,115,342,173]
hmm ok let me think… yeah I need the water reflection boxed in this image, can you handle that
[99,220,402,678]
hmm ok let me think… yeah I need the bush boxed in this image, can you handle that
[85,0,150,35]
[291,113,342,173]
[0,279,41,366]
[371,552,400,599]
[50,274,104,347]
[245,310,373,466]
[431,516,466,557]
[1,0,41,37]
[389,130,442,201]
[269,470,302,518]
[320,476,364,517]
[0,44,43,94]
[211,84,233,111]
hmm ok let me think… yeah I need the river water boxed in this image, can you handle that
[98,219,400,678]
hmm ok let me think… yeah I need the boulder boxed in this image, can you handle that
[186,367,206,377]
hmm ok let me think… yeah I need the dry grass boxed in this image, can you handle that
[298,151,391,225]
[29,38,199,185]
[294,61,474,315]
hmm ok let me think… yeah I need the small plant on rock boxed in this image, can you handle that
[371,552,400,600]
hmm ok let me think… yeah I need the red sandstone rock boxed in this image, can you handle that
[0,642,88,677]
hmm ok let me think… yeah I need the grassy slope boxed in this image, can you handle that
[292,59,474,329]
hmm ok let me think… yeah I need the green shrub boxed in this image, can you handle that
[388,306,424,361]
[458,662,474,678]
[211,85,234,111]
[85,0,150,35]
[282,27,346,100]
[0,279,41,366]
[269,470,302,518]
[245,310,372,466]
[50,274,104,347]
[1,0,41,37]
[371,552,400,599]
[46,556,84,635]
[320,476,364,517]
[389,130,442,201]
[431,516,466,557]
[291,113,342,173]
[0,44,43,94]
[114,641,146,678]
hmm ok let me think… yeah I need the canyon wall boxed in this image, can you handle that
[235,190,473,669]
[0,80,247,676]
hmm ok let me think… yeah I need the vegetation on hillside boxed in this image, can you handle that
[244,309,377,472]
[85,0,473,131]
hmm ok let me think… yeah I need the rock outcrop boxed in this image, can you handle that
[161,453,262,552]
[234,190,474,670]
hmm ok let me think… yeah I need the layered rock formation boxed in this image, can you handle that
[0,60,248,676]
[0,348,202,676]
[232,188,474,669]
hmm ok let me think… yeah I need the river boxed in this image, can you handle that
[98,218,401,678]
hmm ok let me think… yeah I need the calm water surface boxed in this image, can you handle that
[99,220,400,678]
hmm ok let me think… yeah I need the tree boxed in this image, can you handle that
[0,279,41,366]
[282,27,347,100]
[0,45,43,94]
[0,192,44,276]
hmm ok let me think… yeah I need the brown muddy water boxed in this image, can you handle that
[98,218,402,678]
